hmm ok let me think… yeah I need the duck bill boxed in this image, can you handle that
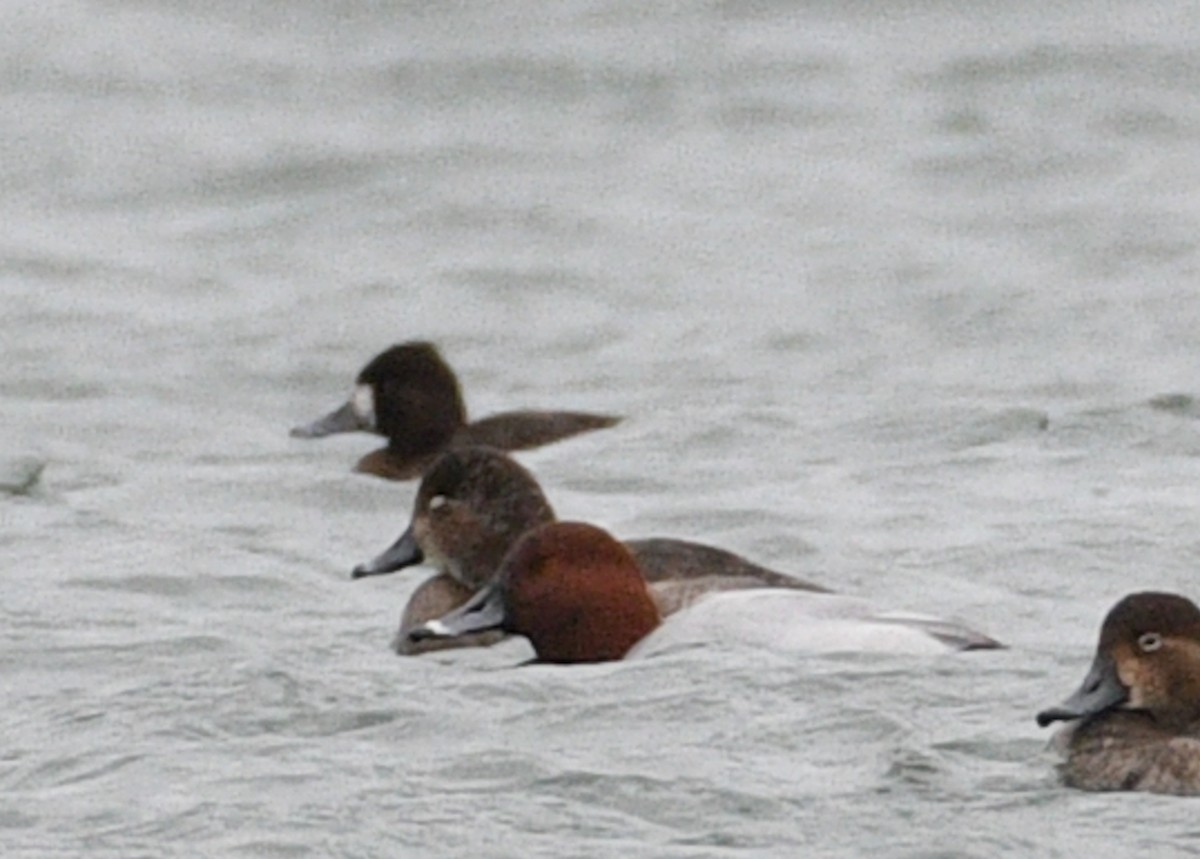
[352,525,423,579]
[408,583,506,643]
[1036,654,1129,727]
[290,401,366,439]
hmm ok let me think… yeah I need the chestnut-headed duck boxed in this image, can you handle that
[1037,592,1200,795]
[350,446,827,654]
[409,522,1001,662]
[291,342,619,480]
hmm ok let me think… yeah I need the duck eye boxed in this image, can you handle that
[1138,632,1163,653]
[428,494,448,512]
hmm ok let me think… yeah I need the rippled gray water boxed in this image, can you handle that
[6,1,1200,855]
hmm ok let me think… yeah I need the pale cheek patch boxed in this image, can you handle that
[351,384,376,429]
[1118,649,1163,710]
[1115,648,1142,706]
[424,620,450,636]
[412,519,444,567]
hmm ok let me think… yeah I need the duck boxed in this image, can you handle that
[290,341,619,480]
[352,446,996,656]
[408,521,1001,662]
[1036,591,1200,795]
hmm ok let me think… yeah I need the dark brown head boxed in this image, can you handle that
[1037,592,1200,730]
[357,342,467,458]
[351,446,556,588]
[291,342,467,458]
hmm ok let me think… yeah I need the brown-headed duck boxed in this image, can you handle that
[352,447,827,654]
[408,521,1001,662]
[1037,591,1200,795]
[291,342,619,480]
[351,446,997,655]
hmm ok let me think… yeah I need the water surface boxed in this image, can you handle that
[6,1,1200,856]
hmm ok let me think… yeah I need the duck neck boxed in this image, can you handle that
[532,596,661,664]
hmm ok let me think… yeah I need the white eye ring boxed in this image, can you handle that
[1138,632,1163,653]
[428,494,448,511]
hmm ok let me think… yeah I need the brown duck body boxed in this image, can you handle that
[1052,712,1200,794]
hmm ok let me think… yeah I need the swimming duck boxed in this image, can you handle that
[291,342,619,480]
[409,521,1001,662]
[1037,591,1200,795]
[351,445,827,654]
